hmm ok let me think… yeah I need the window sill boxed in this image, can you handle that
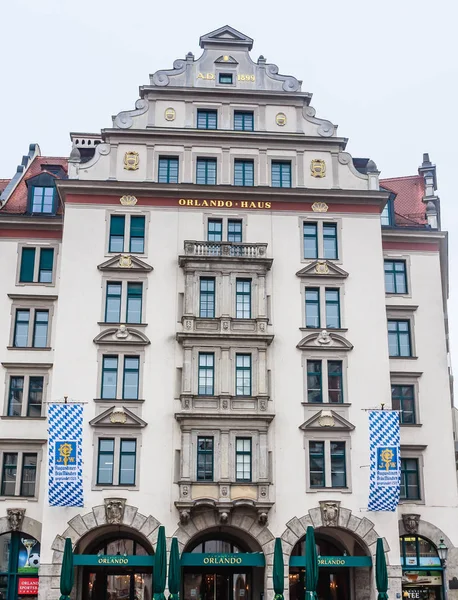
[400,423,422,428]
[299,327,348,333]
[307,487,351,493]
[302,402,351,407]
[1,416,46,420]
[16,282,56,287]
[93,398,145,404]
[399,499,424,505]
[389,356,418,360]
[98,322,148,328]
[7,346,52,351]
[0,496,38,502]
[94,485,138,491]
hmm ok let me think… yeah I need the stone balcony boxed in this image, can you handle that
[178,394,273,415]
[179,240,273,268]
[177,316,273,343]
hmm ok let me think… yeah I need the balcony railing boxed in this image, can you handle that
[183,240,268,258]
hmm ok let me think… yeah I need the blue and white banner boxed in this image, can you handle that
[368,410,400,511]
[48,403,84,506]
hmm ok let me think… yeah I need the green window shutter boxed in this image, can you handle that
[110,215,125,235]
[20,248,36,282]
[39,248,54,271]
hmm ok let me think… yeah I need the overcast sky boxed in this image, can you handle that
[1,0,457,386]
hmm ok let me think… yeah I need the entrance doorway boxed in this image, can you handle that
[183,572,249,600]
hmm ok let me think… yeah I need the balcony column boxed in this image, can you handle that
[182,348,193,394]
[181,430,192,481]
[258,349,267,396]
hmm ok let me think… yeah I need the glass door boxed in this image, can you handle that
[87,570,152,600]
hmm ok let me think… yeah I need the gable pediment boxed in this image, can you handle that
[297,330,353,351]
[94,326,150,346]
[90,406,147,428]
[299,409,355,431]
[200,26,253,50]
[296,261,348,279]
[98,254,153,272]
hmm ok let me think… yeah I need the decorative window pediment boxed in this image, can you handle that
[214,55,238,64]
[299,409,355,431]
[98,254,153,272]
[94,326,150,346]
[297,330,353,351]
[89,405,146,428]
[200,26,253,50]
[296,261,348,279]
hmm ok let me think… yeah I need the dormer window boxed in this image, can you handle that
[218,73,233,85]
[32,187,55,214]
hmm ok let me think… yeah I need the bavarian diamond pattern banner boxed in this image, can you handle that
[48,403,84,506]
[368,410,400,511]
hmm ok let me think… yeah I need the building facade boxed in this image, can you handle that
[0,25,456,600]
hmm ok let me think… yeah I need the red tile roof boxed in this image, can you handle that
[380,175,427,226]
[1,157,67,214]
[0,179,10,194]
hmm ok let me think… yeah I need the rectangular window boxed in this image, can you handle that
[197,436,214,481]
[381,200,393,226]
[27,376,44,417]
[197,158,217,185]
[8,377,24,417]
[323,223,338,259]
[400,458,420,500]
[200,277,216,318]
[32,310,49,348]
[385,260,408,294]
[236,279,251,319]
[101,356,118,399]
[236,354,251,396]
[19,248,36,283]
[271,161,292,188]
[14,310,30,347]
[38,248,54,283]
[197,109,217,130]
[219,73,233,85]
[392,385,416,424]
[109,215,125,253]
[235,438,252,481]
[119,439,136,485]
[307,360,322,403]
[388,320,412,357]
[123,356,140,400]
[325,289,340,328]
[126,283,142,324]
[1,453,17,496]
[20,453,37,497]
[228,219,242,243]
[32,187,54,214]
[105,282,122,323]
[330,442,346,487]
[97,439,114,485]
[207,219,223,242]
[305,289,320,328]
[198,353,214,396]
[130,216,145,253]
[328,361,343,403]
[158,157,179,184]
[234,111,254,131]
[234,160,254,187]
[303,224,318,259]
[309,441,325,487]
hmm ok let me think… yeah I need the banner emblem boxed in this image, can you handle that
[368,411,400,511]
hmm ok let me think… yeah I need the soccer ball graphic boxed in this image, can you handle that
[28,554,40,568]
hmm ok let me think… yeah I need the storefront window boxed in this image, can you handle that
[0,532,40,600]
[400,536,441,567]
[400,536,443,600]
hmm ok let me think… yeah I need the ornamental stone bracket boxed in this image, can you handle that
[175,497,274,528]
[7,508,26,531]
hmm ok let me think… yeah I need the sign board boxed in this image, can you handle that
[180,553,265,567]
[289,556,372,568]
[73,555,154,567]
[18,578,39,595]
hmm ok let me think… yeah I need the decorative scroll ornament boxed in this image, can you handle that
[312,201,328,213]
[311,159,326,178]
[110,407,127,424]
[120,195,137,206]
[165,108,176,121]
[314,261,329,275]
[124,151,139,171]
[275,112,287,126]
[7,508,25,531]
[105,498,126,524]
[119,255,133,269]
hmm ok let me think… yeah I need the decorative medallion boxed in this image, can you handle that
[119,255,133,269]
[165,107,176,121]
[314,261,329,275]
[115,325,129,339]
[275,112,287,126]
[105,498,126,524]
[124,151,139,171]
[110,407,127,424]
[318,410,335,427]
[317,330,332,345]
[120,195,137,206]
[311,201,329,213]
[402,513,421,534]
[311,159,326,178]
[320,501,340,527]
[7,508,25,531]
[223,55,229,61]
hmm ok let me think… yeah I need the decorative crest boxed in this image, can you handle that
[124,151,139,171]
[311,160,326,178]
[312,201,328,213]
[314,261,329,275]
[110,407,128,424]
[165,108,176,121]
[105,498,126,524]
[7,508,25,531]
[120,195,137,206]
[320,501,340,527]
[402,514,421,534]
[275,113,287,126]
[119,255,133,268]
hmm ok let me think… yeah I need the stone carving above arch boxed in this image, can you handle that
[398,516,454,550]
[113,98,149,129]
[93,326,150,346]
[297,331,353,351]
[0,512,42,541]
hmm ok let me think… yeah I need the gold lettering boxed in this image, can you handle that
[197,73,204,79]
[265,202,271,208]
[225,201,233,207]
[224,558,230,564]
[201,200,209,207]
[210,200,217,207]
[203,558,209,565]
[209,558,215,564]
[186,199,194,206]
[217,200,225,207]
[179,198,186,206]
[241,201,248,208]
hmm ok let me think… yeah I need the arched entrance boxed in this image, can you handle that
[400,535,443,600]
[181,528,265,600]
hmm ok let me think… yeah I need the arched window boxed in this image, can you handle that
[189,537,245,554]
[0,532,41,600]
[399,535,441,567]
[88,535,150,556]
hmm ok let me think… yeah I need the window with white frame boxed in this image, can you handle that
[0,446,42,498]
[17,245,57,285]
[4,371,48,418]
[108,214,146,254]
[302,220,340,261]
[304,287,342,329]
[306,359,344,404]
[9,298,55,350]
[96,437,138,487]
[308,439,348,489]
[104,281,143,324]
[100,354,141,400]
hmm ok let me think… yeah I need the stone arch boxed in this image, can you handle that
[398,517,454,550]
[0,513,42,542]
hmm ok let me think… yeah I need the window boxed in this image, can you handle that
[236,279,251,319]
[228,219,242,242]
[97,439,114,485]
[119,440,136,485]
[208,219,223,242]
[158,156,179,184]
[388,320,412,357]
[306,360,344,404]
[200,278,215,318]
[305,289,320,328]
[309,441,325,487]
[6,374,45,418]
[325,289,340,328]
[385,260,408,294]
[19,247,55,284]
[13,310,30,347]
[381,200,394,226]
[38,248,54,283]
[19,248,36,283]
[206,218,243,243]
[234,111,254,131]
[109,215,125,253]
[7,377,23,417]
[219,73,233,84]
[271,161,291,188]
[234,160,254,186]
[236,354,251,396]
[123,357,140,400]
[400,458,420,500]
[109,214,145,254]
[330,442,346,487]
[31,187,55,214]
[399,536,441,568]
[303,224,318,259]
[13,309,49,349]
[126,283,142,324]
[323,223,338,259]
[197,158,217,185]
[105,283,122,323]
[197,110,217,130]
[197,437,214,481]
[198,353,214,395]
[105,282,143,324]
[1,452,37,497]
[130,216,145,253]
[235,438,251,481]
[391,385,416,424]
[97,438,137,487]
[328,361,343,403]
[32,311,49,348]
[307,361,322,403]
[27,377,44,417]
[101,356,118,399]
